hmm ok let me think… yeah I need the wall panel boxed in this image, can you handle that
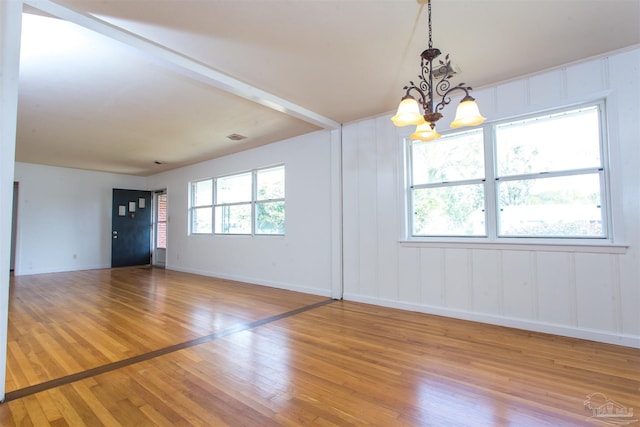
[342,48,640,347]
[356,121,379,298]
[501,250,535,320]
[574,253,617,331]
[397,246,420,303]
[443,248,471,311]
[376,117,400,301]
[471,250,501,315]
[566,58,607,97]
[619,252,640,336]
[420,248,444,306]
[342,123,362,296]
[528,70,565,106]
[535,251,574,326]
[495,80,528,115]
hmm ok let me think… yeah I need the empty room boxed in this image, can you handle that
[0,0,639,425]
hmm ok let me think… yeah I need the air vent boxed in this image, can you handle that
[432,62,460,80]
[226,133,247,141]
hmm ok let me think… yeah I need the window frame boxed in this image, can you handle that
[254,166,286,235]
[404,100,619,248]
[214,171,253,235]
[189,178,214,235]
[188,164,285,237]
[408,127,487,238]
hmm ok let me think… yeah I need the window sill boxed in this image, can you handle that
[399,240,628,254]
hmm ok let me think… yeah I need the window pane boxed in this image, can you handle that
[496,106,601,176]
[257,166,285,201]
[412,184,485,236]
[412,129,484,185]
[498,174,603,237]
[156,222,166,249]
[192,207,212,234]
[216,173,252,204]
[256,201,285,234]
[215,204,251,234]
[157,193,167,222]
[193,180,212,206]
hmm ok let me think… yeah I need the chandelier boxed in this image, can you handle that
[391,0,485,141]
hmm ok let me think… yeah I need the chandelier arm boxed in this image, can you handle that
[401,84,430,112]
[433,84,472,113]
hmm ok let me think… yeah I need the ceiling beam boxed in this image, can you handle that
[23,0,341,130]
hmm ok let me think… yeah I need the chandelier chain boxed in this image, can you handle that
[427,0,433,49]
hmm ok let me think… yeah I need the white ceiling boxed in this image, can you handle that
[16,0,640,176]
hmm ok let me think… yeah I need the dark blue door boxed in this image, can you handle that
[112,189,152,268]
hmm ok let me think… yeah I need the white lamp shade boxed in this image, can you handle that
[391,97,423,127]
[409,122,441,142]
[450,97,486,128]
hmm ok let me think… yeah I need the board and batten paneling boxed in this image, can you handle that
[342,47,640,348]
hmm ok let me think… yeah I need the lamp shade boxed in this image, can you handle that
[391,96,423,127]
[450,96,486,128]
[410,121,441,142]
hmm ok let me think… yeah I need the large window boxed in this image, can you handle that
[190,165,285,236]
[408,103,608,241]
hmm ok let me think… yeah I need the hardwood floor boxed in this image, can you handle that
[1,267,638,426]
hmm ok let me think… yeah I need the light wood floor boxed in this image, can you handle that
[1,267,638,426]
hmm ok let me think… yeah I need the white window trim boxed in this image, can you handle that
[189,178,214,235]
[399,240,628,254]
[401,99,626,252]
[188,164,285,237]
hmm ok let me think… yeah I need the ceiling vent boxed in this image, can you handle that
[226,133,247,141]
[432,62,460,80]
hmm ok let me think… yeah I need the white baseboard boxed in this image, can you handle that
[343,293,640,349]
[13,263,110,276]
[166,265,333,298]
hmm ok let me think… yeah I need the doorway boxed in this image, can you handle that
[111,189,152,268]
[153,190,167,268]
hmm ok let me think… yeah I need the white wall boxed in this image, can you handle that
[146,129,340,298]
[1,0,24,401]
[13,162,146,275]
[342,47,640,348]
[12,128,340,297]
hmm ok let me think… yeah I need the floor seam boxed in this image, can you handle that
[3,298,335,403]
